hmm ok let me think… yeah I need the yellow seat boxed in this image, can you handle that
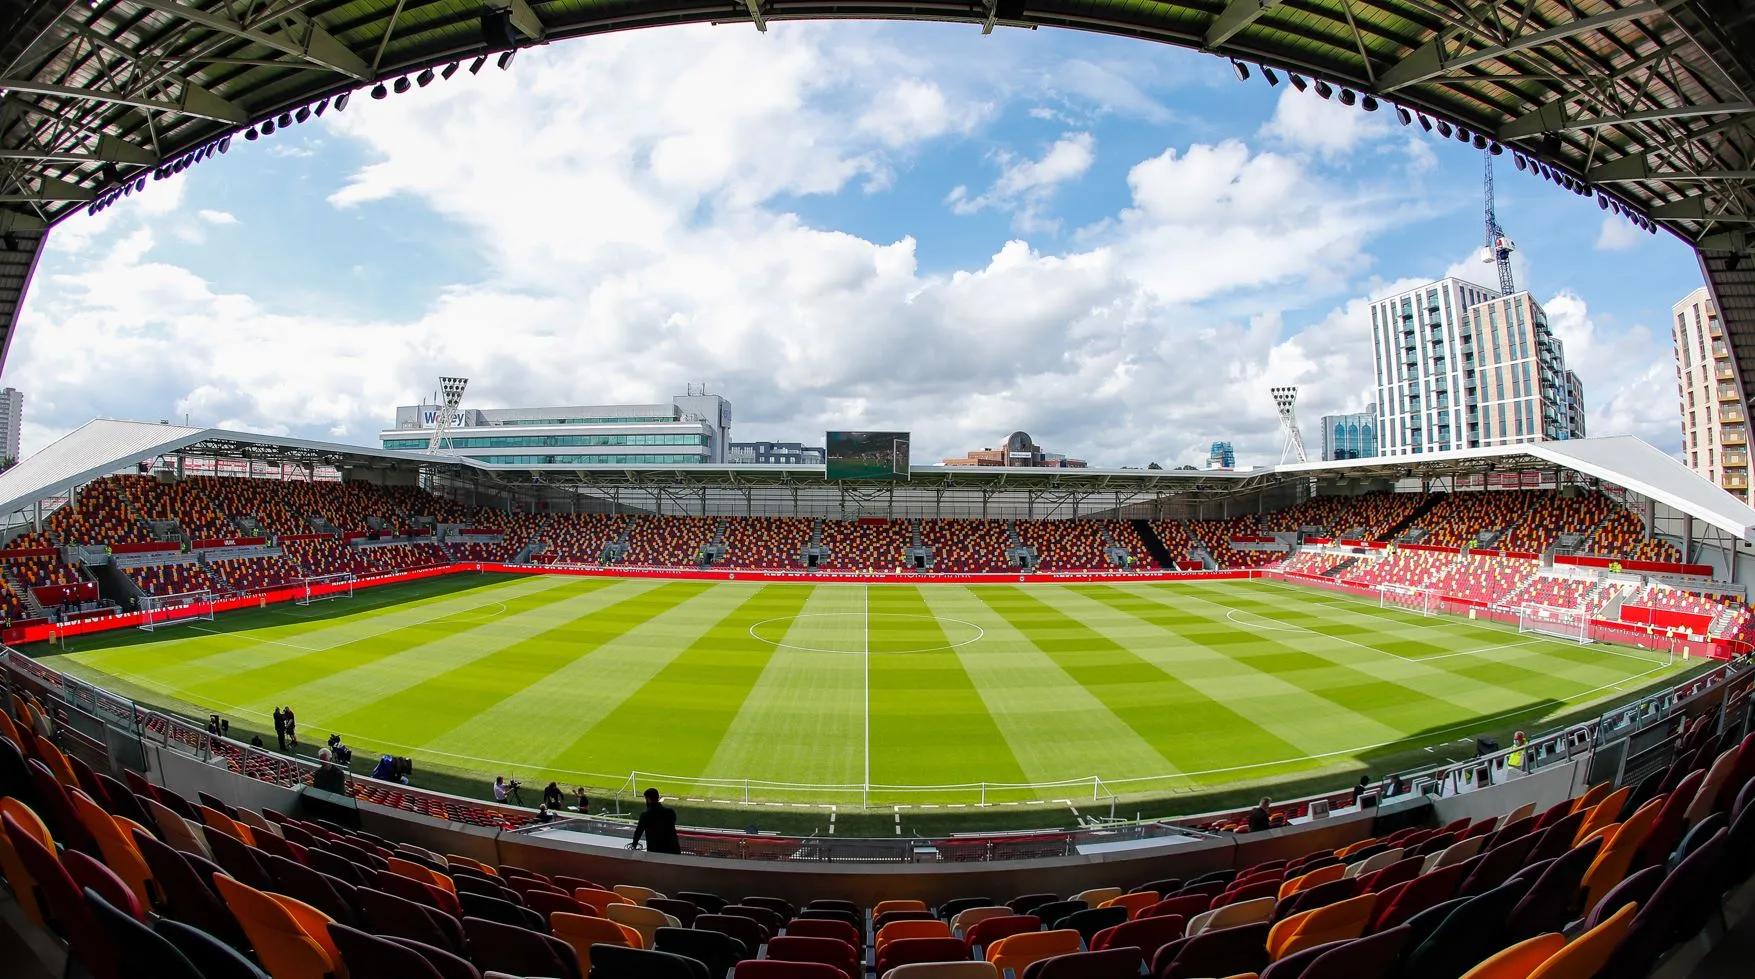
[1101,891,1158,919]
[197,804,256,847]
[881,963,999,979]
[0,706,22,745]
[1335,837,1378,860]
[1579,801,1665,912]
[574,886,632,915]
[1572,788,1630,846]
[32,735,80,789]
[1684,748,1741,830]
[236,808,281,840]
[1073,886,1122,907]
[606,901,678,948]
[1570,782,1612,815]
[386,856,454,896]
[1526,903,1636,979]
[952,906,1011,934]
[68,789,155,908]
[145,798,211,858]
[1266,893,1375,961]
[986,929,1081,977]
[1188,896,1275,937]
[551,911,641,973]
[612,883,662,905]
[876,918,953,952]
[213,874,345,979]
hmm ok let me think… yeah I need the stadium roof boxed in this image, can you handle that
[0,2,1753,387]
[6,418,1755,541]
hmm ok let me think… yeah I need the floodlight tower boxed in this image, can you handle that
[428,376,468,454]
[1271,386,1309,464]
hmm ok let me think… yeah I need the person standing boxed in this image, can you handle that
[493,776,508,804]
[284,706,298,747]
[629,787,681,854]
[273,707,287,752]
[311,748,346,794]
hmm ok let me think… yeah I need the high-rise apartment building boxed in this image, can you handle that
[1206,441,1235,470]
[0,387,21,464]
[1369,278,1584,456]
[1671,287,1749,503]
[1320,406,1377,460]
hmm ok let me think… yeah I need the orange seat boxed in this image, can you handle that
[986,929,1081,977]
[877,918,953,951]
[387,856,454,896]
[1266,893,1375,961]
[550,911,641,972]
[0,798,52,927]
[32,736,80,789]
[1278,862,1344,900]
[1526,903,1636,979]
[0,707,21,745]
[444,853,498,878]
[197,805,256,847]
[1579,802,1664,914]
[1572,788,1630,846]
[575,886,633,915]
[213,873,346,979]
[1460,934,1568,978]
[67,789,154,909]
[1101,891,1159,920]
[1570,782,1611,815]
[874,899,928,919]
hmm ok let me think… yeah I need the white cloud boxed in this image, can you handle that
[198,210,239,226]
[1595,215,1641,251]
[1544,291,1676,449]
[1260,87,1392,159]
[947,132,1095,232]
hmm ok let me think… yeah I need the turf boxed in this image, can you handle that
[38,572,1688,810]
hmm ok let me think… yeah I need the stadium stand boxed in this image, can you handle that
[720,517,812,570]
[1342,549,1454,589]
[1,668,1750,979]
[206,554,303,593]
[45,476,155,545]
[117,476,234,540]
[125,562,221,598]
[1260,490,1424,540]
[447,539,527,563]
[535,513,624,564]
[354,543,451,575]
[187,475,308,536]
[625,515,715,567]
[281,537,372,578]
[1423,553,1540,605]
[820,518,909,571]
[1016,519,1114,571]
[921,519,1011,573]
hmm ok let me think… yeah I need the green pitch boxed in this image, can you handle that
[40,573,1686,808]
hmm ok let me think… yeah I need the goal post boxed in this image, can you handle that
[295,572,356,605]
[138,591,215,632]
[1379,583,1438,617]
[1518,604,1593,645]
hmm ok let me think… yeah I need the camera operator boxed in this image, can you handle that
[492,775,508,803]
[542,781,564,810]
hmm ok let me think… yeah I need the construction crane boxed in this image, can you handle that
[1483,151,1517,295]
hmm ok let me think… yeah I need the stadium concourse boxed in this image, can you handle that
[2,419,1755,976]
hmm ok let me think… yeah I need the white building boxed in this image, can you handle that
[1672,286,1749,503]
[1369,278,1584,456]
[730,441,824,465]
[0,387,20,464]
[381,391,732,466]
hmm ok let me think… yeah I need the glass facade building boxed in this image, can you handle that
[380,392,732,466]
[1320,407,1377,460]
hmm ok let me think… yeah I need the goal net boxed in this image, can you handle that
[138,591,215,632]
[295,573,356,605]
[1518,604,1593,645]
[1380,583,1438,617]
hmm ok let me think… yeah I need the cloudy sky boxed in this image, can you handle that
[6,22,1705,467]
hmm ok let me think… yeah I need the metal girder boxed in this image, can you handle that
[1502,100,1753,137]
[1379,2,1670,92]
[0,176,93,203]
[1652,195,1754,221]
[0,76,248,124]
[0,135,158,165]
[740,0,768,32]
[1590,153,1755,182]
[0,209,46,233]
[125,0,370,81]
[486,0,547,40]
[1205,0,1280,50]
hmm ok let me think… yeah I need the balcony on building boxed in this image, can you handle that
[1723,409,1746,425]
[1717,364,1736,381]
[1721,386,1743,402]
[1724,427,1748,446]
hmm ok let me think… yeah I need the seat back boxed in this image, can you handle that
[1090,913,1184,956]
[1195,895,1275,935]
[875,898,928,918]
[357,886,465,954]
[951,905,1011,933]
[964,913,1041,952]
[588,944,710,979]
[1525,901,1636,979]
[655,924,747,977]
[793,916,863,949]
[461,915,581,979]
[985,929,1081,977]
[1267,892,1375,961]
[329,921,447,979]
[549,910,640,974]
[1155,920,1272,979]
[6,810,119,979]
[1298,923,1412,979]
[696,912,767,954]
[607,900,679,948]
[212,874,341,979]
[613,883,661,905]
[768,934,861,979]
[156,918,272,979]
[876,936,972,973]
[875,964,997,979]
[575,885,633,915]
[83,892,206,978]
[1020,945,1143,979]
[1057,905,1126,944]
[877,917,952,950]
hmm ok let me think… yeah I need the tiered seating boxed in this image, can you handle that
[126,562,220,597]
[1017,520,1113,570]
[1260,491,1424,540]
[1106,520,1154,568]
[1498,491,1613,554]
[1423,553,1539,605]
[0,585,28,623]
[207,555,303,592]
[187,475,307,535]
[720,517,811,570]
[281,536,371,578]
[1631,585,1722,620]
[537,513,624,563]
[117,476,233,540]
[1343,549,1453,589]
[1282,550,1344,576]
[281,480,395,534]
[624,515,715,567]
[447,539,525,563]
[4,673,1750,979]
[3,551,80,588]
[355,543,451,575]
[1514,575,1609,612]
[921,519,1010,572]
[820,519,908,571]
[46,476,154,545]
[1150,520,1195,564]
[383,484,473,524]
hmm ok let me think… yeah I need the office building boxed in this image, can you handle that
[730,441,825,465]
[1369,277,1584,456]
[942,431,1086,468]
[0,387,19,464]
[1672,287,1748,503]
[381,390,732,465]
[1320,406,1377,460]
[1206,441,1235,470]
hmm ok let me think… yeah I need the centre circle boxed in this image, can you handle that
[747,612,986,654]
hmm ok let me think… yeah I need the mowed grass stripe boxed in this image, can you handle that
[705,586,865,789]
[867,585,1030,789]
[918,585,1178,791]
[321,578,688,745]
[552,583,811,783]
[64,574,575,707]
[973,586,1307,777]
[1047,585,1411,753]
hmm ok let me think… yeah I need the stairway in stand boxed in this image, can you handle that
[1130,519,1177,569]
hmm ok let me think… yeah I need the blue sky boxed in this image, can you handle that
[6,22,1703,466]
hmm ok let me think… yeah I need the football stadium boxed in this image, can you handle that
[3,2,1755,979]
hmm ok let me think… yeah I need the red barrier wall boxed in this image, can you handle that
[0,547,59,559]
[1555,554,1714,577]
[192,536,267,550]
[1620,603,1713,636]
[109,541,180,555]
[31,582,97,606]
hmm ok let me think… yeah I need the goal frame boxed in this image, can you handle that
[295,572,356,606]
[1518,603,1594,645]
[1379,583,1438,617]
[138,590,215,631]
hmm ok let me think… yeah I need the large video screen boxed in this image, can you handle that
[826,431,910,482]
